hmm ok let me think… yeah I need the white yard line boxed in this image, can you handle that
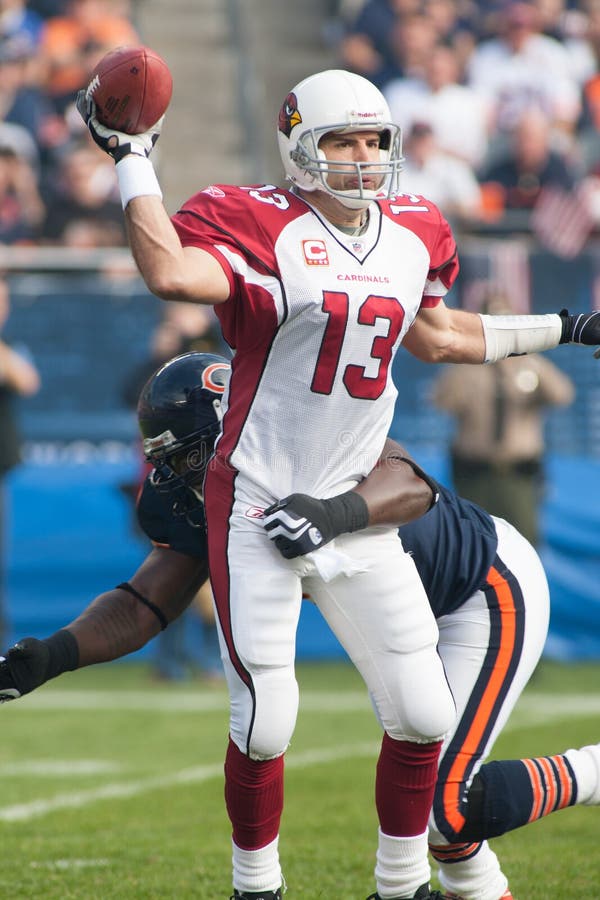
[29,859,110,870]
[5,689,369,712]
[0,760,121,776]
[0,742,379,823]
[5,689,600,716]
[1,692,598,824]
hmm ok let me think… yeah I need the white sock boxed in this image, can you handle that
[436,841,508,900]
[232,836,281,894]
[565,745,600,804]
[375,828,430,899]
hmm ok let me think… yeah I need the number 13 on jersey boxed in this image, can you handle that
[310,291,405,400]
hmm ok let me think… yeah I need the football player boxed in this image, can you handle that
[74,67,600,900]
[1,351,598,900]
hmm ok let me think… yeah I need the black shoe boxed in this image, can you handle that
[366,885,444,900]
[230,890,282,900]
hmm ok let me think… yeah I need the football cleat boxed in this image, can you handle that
[230,890,282,900]
[366,885,444,899]
[581,743,600,805]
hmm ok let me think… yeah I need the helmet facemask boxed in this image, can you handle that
[291,123,403,210]
[145,414,222,527]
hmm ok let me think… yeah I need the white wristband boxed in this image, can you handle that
[480,313,563,362]
[116,155,163,210]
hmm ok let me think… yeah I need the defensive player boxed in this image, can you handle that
[75,68,600,900]
[1,351,598,900]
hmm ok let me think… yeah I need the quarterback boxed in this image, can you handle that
[2,351,598,900]
[74,67,600,900]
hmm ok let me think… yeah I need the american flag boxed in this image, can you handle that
[531,181,597,260]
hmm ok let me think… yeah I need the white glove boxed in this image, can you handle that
[76,89,163,162]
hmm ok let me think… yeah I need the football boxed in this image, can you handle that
[88,45,173,134]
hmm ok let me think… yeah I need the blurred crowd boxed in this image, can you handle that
[4,1,600,255]
[331,0,600,252]
[0,0,138,249]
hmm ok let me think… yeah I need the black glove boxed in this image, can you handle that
[76,89,163,162]
[559,309,600,345]
[263,491,369,559]
[0,631,79,704]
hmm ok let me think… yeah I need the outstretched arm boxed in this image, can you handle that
[262,438,437,559]
[404,299,600,364]
[0,547,208,702]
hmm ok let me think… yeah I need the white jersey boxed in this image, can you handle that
[173,184,458,502]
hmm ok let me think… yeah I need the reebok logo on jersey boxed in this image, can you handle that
[245,506,264,519]
[302,240,329,266]
[202,186,226,198]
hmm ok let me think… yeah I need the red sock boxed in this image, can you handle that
[376,733,442,836]
[224,738,284,849]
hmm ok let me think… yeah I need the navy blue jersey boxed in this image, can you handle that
[137,476,208,560]
[398,481,498,618]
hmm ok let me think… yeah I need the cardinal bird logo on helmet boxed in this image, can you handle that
[278,92,302,137]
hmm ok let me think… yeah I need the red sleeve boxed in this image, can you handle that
[422,212,459,306]
[171,185,304,351]
[171,183,303,276]
[380,195,459,308]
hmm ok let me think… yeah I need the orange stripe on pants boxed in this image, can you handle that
[442,566,517,833]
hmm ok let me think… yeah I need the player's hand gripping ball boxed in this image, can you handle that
[87,45,173,134]
[77,45,171,162]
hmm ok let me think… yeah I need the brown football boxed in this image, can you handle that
[88,45,173,134]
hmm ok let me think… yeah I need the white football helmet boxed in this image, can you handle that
[277,69,403,210]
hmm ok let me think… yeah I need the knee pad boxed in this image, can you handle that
[383,684,455,743]
[229,665,300,760]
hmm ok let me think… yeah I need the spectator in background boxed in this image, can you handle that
[419,0,479,71]
[431,285,575,547]
[0,0,45,47]
[0,142,44,243]
[0,33,70,174]
[533,0,595,86]
[38,0,139,113]
[23,0,66,17]
[578,1,600,173]
[478,106,578,220]
[383,42,491,168]
[338,0,424,87]
[401,120,483,224]
[0,277,40,647]
[466,0,581,148]
[40,139,125,246]
[384,11,439,84]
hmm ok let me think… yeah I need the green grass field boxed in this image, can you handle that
[0,659,598,899]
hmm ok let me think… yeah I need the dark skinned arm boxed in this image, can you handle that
[0,547,209,701]
[352,438,436,526]
[69,546,209,666]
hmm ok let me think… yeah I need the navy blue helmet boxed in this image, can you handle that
[137,352,231,513]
